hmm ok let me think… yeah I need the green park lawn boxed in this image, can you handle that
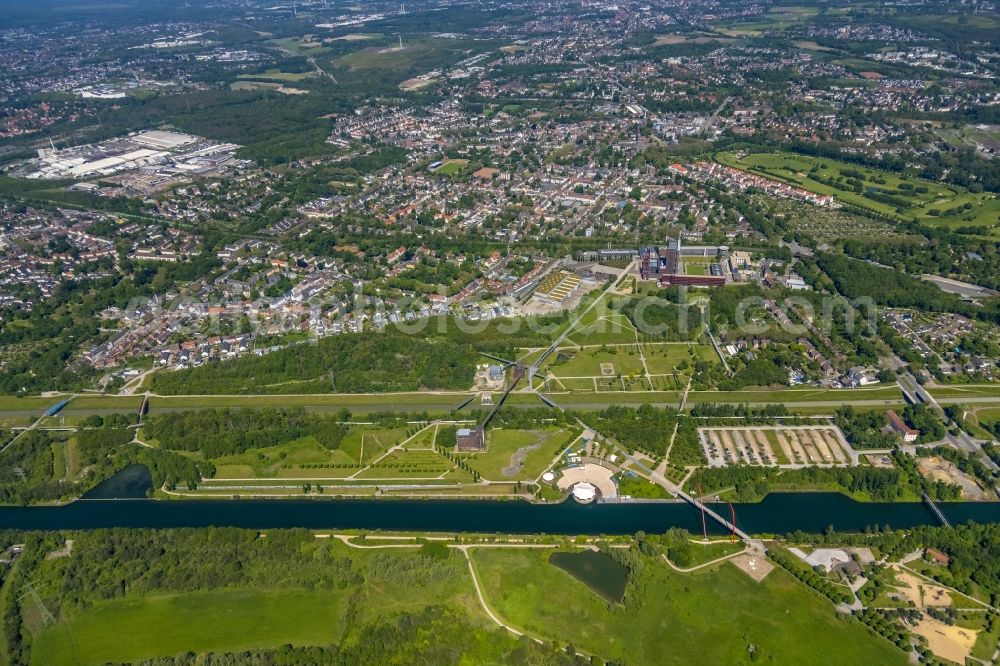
[433,159,468,176]
[339,426,411,465]
[471,548,907,665]
[544,347,645,378]
[0,396,54,411]
[642,344,710,375]
[616,473,674,499]
[66,395,143,410]
[462,428,578,481]
[237,68,314,82]
[565,314,638,346]
[927,384,1000,398]
[686,386,903,404]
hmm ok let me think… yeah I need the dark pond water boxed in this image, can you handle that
[81,464,153,499]
[549,550,628,603]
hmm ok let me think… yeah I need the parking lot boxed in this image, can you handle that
[699,426,857,468]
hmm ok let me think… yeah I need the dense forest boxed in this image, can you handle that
[150,316,561,394]
[686,460,940,503]
[585,404,677,457]
[813,254,1000,324]
[0,423,207,503]
[144,408,348,459]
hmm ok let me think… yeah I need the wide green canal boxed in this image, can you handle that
[0,493,996,535]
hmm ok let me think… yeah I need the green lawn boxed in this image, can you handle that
[616,473,674,499]
[927,384,1000,398]
[237,68,314,82]
[433,159,468,176]
[544,347,645,378]
[355,448,458,479]
[0,396,53,411]
[687,386,902,404]
[31,589,346,666]
[565,315,639,346]
[471,548,907,665]
[643,344,709,375]
[339,426,411,465]
[462,428,578,481]
[66,395,143,411]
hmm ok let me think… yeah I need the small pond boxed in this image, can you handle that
[549,550,628,603]
[81,464,153,500]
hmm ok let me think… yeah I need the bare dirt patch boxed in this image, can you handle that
[918,456,990,500]
[730,552,773,582]
[913,613,978,664]
[890,567,952,607]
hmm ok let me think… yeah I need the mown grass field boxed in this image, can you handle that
[471,548,907,665]
[462,428,578,481]
[927,384,1000,398]
[686,386,903,404]
[543,347,645,378]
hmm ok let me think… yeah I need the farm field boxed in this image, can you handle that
[471,548,906,665]
[716,151,1000,236]
[715,6,818,36]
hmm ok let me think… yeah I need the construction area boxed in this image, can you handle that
[699,425,859,468]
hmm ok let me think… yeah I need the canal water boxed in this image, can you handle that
[1,492,998,535]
